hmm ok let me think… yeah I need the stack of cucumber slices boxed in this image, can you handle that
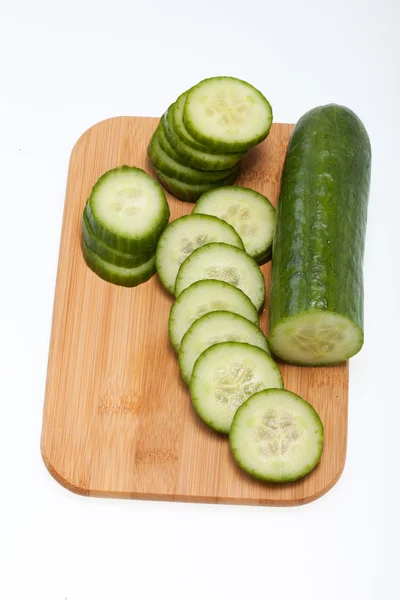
[156,206,324,482]
[81,166,170,286]
[147,76,273,202]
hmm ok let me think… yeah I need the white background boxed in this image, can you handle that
[1,1,399,598]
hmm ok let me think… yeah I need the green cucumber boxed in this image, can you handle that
[178,310,270,385]
[162,107,243,171]
[193,186,276,265]
[269,104,371,366]
[155,214,244,294]
[172,92,209,151]
[229,389,324,482]
[175,242,266,312]
[190,342,283,433]
[153,166,239,203]
[183,77,273,152]
[168,280,259,352]
[148,130,236,184]
[82,240,156,287]
[82,206,152,268]
[86,166,170,254]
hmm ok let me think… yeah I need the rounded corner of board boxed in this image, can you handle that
[69,116,129,159]
[40,440,90,498]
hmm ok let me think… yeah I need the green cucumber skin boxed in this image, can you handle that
[82,207,153,268]
[82,240,156,287]
[153,166,240,203]
[148,130,237,184]
[269,104,371,357]
[172,91,208,151]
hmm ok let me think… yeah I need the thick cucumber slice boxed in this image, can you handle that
[193,186,276,265]
[168,280,259,352]
[162,107,243,171]
[82,240,156,287]
[172,92,208,151]
[148,130,236,184]
[269,104,371,365]
[269,310,364,366]
[178,310,270,385]
[175,242,266,312]
[86,166,170,254]
[153,166,239,203]
[190,342,283,433]
[82,206,152,268]
[155,215,244,294]
[229,389,324,482]
[184,77,273,152]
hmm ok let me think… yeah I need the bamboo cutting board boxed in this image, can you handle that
[41,117,348,505]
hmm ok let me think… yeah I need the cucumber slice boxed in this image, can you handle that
[86,166,170,254]
[184,77,273,152]
[175,242,265,312]
[82,206,152,268]
[82,240,156,287]
[153,166,239,203]
[162,107,243,171]
[148,130,236,184]
[178,310,270,385]
[172,92,208,151]
[155,215,244,294]
[190,342,283,433]
[229,389,324,482]
[168,280,259,352]
[193,186,276,265]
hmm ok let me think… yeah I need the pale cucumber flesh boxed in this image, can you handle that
[168,280,259,352]
[155,215,244,295]
[193,186,276,265]
[269,310,363,366]
[174,242,266,312]
[190,342,283,433]
[178,310,270,385]
[184,77,273,152]
[229,389,324,482]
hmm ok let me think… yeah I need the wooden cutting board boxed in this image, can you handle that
[41,117,348,506]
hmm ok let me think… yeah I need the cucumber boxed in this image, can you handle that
[82,240,156,287]
[82,206,152,268]
[175,242,266,312]
[269,104,371,366]
[172,92,209,151]
[148,130,237,184]
[168,280,259,352]
[178,311,270,384]
[183,77,273,152]
[155,215,244,294]
[153,166,239,203]
[190,342,283,433]
[155,123,188,165]
[229,389,324,482]
[162,108,243,171]
[193,186,276,265]
[86,166,170,254]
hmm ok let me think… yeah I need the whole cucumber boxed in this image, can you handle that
[269,104,371,366]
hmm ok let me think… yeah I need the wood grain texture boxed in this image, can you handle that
[41,117,348,506]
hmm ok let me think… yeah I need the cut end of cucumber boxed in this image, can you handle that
[229,389,324,482]
[269,310,364,366]
[184,77,273,151]
[89,166,168,241]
